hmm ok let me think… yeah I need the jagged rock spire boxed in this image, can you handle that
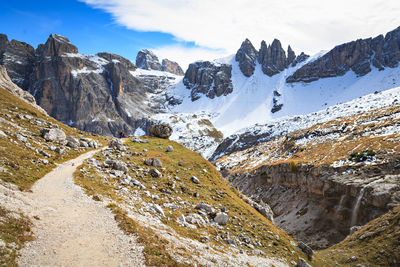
[235,38,258,77]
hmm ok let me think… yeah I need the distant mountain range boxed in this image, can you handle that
[1,26,400,158]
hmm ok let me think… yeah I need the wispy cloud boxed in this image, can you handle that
[81,0,400,59]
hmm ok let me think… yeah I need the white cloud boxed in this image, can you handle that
[153,45,228,71]
[82,0,400,59]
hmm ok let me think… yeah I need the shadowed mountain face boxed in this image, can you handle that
[0,34,180,136]
[286,26,400,83]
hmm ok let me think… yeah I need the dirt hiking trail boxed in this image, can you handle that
[17,149,145,267]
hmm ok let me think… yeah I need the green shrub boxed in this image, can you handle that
[349,150,376,162]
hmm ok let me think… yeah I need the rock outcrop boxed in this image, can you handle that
[183,61,233,100]
[0,65,46,113]
[235,39,258,77]
[0,34,35,90]
[227,161,400,249]
[161,59,184,76]
[258,39,296,77]
[287,26,400,83]
[135,49,162,71]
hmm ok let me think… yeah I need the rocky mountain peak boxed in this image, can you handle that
[257,38,293,77]
[287,45,296,65]
[161,58,184,76]
[37,34,78,58]
[135,49,162,71]
[235,38,258,77]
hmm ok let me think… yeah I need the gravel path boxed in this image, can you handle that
[17,149,145,267]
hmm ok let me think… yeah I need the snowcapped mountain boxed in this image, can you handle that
[2,26,400,160]
[152,26,400,158]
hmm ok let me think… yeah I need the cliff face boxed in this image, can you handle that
[287,26,400,83]
[215,98,400,249]
[0,34,180,136]
[136,49,184,76]
[183,61,233,101]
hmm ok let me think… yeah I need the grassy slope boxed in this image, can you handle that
[75,137,315,266]
[0,87,108,190]
[0,86,109,264]
[217,104,400,173]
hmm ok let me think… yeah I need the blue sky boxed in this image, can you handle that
[0,0,184,65]
[1,0,400,69]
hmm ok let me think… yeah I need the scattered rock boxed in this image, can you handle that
[55,147,65,154]
[191,176,200,184]
[350,226,362,235]
[297,241,313,260]
[39,150,51,158]
[144,158,153,166]
[166,145,174,152]
[296,258,312,267]
[195,202,214,214]
[178,160,183,166]
[40,128,66,143]
[38,158,49,164]
[108,139,124,150]
[0,130,6,138]
[144,158,162,167]
[16,134,27,143]
[149,124,173,139]
[105,159,128,173]
[152,158,162,167]
[131,138,149,143]
[66,136,79,148]
[214,212,228,225]
[185,213,207,227]
[151,168,162,178]
[150,203,165,217]
[129,179,146,189]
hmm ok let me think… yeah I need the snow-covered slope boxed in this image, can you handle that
[166,52,400,138]
[211,86,400,160]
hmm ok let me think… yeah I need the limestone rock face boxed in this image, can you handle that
[0,34,35,89]
[291,52,310,67]
[287,26,400,83]
[183,61,233,101]
[0,33,181,137]
[258,39,295,77]
[161,59,184,76]
[235,39,258,77]
[136,49,162,71]
[0,65,46,113]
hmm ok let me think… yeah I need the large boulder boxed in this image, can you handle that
[105,159,128,173]
[214,212,229,225]
[108,139,124,150]
[66,136,79,148]
[40,128,66,143]
[149,124,173,139]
